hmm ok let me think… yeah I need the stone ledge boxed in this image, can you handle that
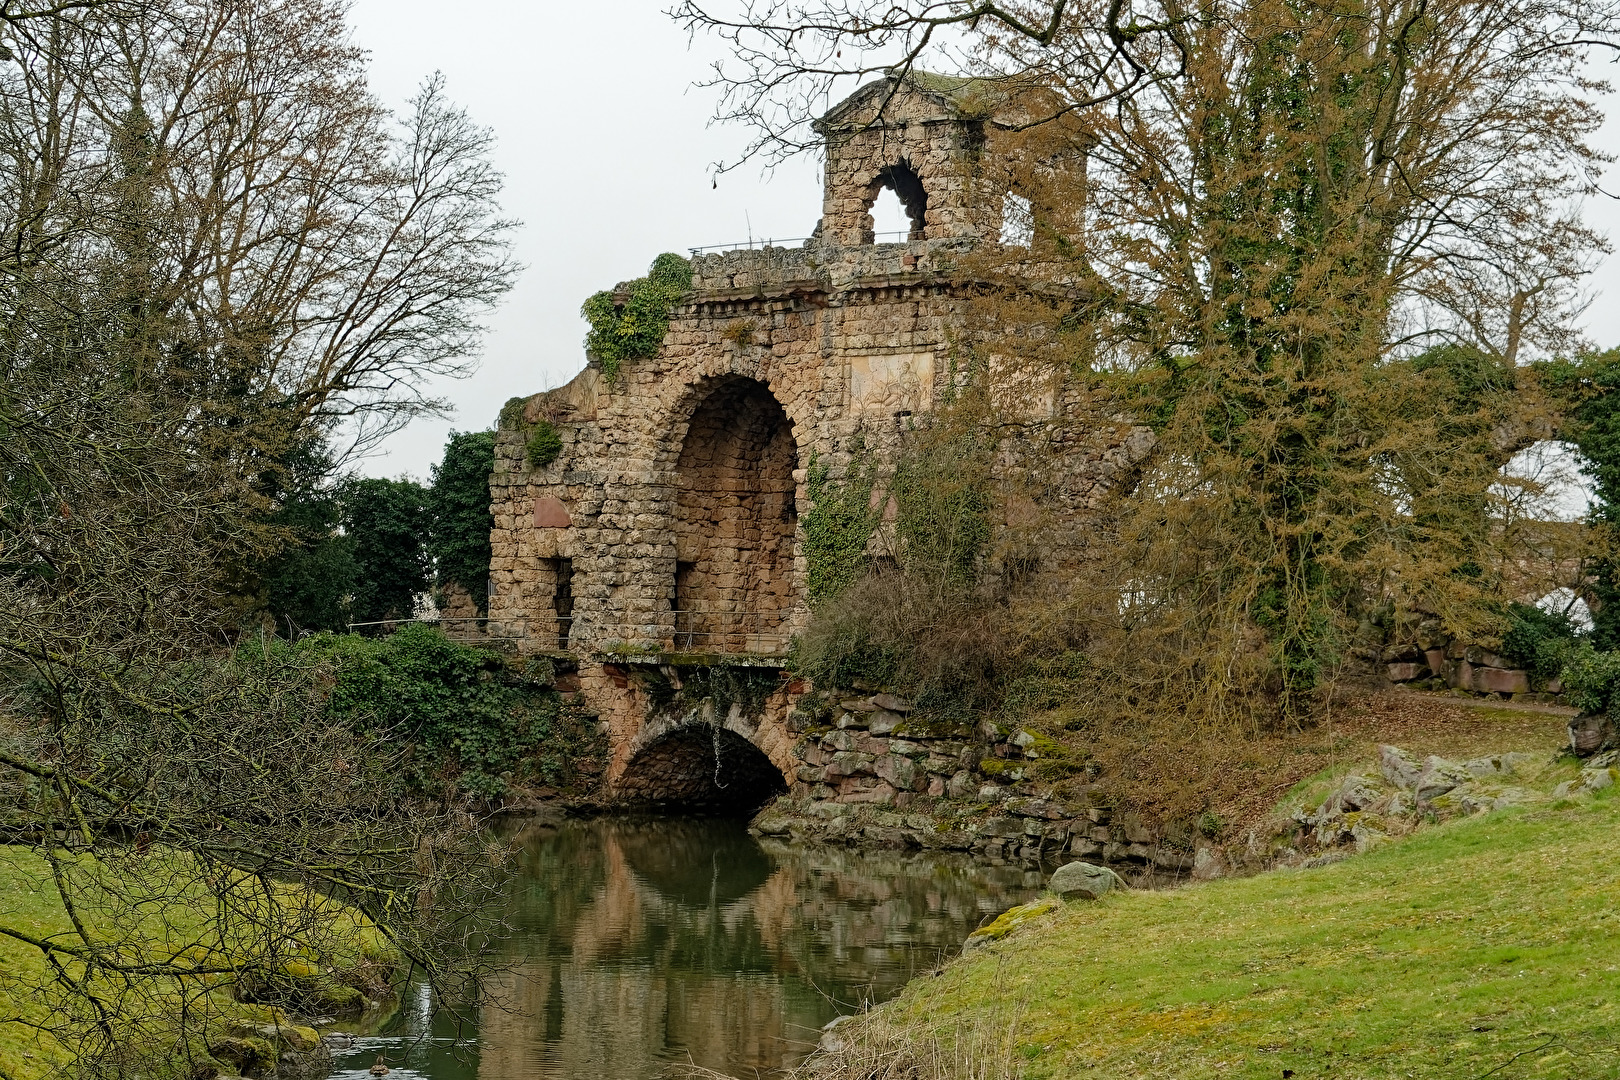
[596,651,790,669]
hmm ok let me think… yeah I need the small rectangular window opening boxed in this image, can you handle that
[1002,192,1033,247]
[549,558,574,649]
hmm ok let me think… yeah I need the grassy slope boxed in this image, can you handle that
[0,847,391,1080]
[0,850,66,1078]
[887,770,1620,1077]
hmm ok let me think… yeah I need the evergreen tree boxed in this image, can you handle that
[429,430,496,612]
[344,477,432,624]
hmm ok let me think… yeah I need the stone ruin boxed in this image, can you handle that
[487,71,1153,812]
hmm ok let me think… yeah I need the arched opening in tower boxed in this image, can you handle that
[864,160,927,243]
[673,377,797,654]
[614,725,788,815]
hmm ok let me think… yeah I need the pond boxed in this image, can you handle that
[326,816,1046,1080]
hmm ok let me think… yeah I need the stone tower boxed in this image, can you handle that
[485,71,1150,806]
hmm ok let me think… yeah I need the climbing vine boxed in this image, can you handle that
[802,446,881,607]
[581,253,693,379]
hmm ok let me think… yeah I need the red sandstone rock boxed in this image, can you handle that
[1472,666,1529,694]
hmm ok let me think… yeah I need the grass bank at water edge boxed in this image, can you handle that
[851,785,1620,1079]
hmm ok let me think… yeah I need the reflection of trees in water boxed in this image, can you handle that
[474,819,1042,1080]
[746,841,1045,1003]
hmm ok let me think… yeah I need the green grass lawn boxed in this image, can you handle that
[0,849,69,1078]
[880,786,1620,1078]
[0,847,392,1079]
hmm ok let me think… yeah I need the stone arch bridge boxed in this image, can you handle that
[483,71,1152,812]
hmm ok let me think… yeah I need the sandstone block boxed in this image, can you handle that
[1472,667,1529,694]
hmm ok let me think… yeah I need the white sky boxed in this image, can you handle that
[350,0,1620,520]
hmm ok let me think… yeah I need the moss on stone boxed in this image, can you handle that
[963,898,1059,947]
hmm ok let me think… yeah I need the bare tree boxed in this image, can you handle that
[0,1,514,1071]
[1,0,518,462]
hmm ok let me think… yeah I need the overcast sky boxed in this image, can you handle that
[349,0,1620,520]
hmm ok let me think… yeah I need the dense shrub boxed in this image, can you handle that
[300,625,603,797]
[1538,350,1620,648]
[258,439,356,633]
[1560,643,1620,716]
[526,419,563,467]
[1500,601,1585,683]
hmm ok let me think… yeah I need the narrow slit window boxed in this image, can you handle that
[553,557,573,649]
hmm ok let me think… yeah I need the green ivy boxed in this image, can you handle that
[526,419,563,467]
[581,253,693,379]
[802,449,880,607]
[498,396,528,430]
[300,625,605,798]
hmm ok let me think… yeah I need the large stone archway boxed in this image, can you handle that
[672,376,797,654]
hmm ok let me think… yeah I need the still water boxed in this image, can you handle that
[328,816,1045,1080]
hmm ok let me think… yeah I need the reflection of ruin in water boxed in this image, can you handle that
[330,817,1046,1080]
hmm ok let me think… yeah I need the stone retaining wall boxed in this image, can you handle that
[756,689,1196,882]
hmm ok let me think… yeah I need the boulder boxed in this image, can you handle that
[1377,744,1423,791]
[1004,796,1070,820]
[871,693,914,713]
[751,813,792,836]
[838,780,898,804]
[1569,715,1612,756]
[207,1037,276,1078]
[1122,820,1155,844]
[841,698,878,712]
[1152,847,1195,871]
[1415,755,1469,801]
[868,710,904,735]
[1317,774,1383,817]
[964,898,1059,947]
[1473,667,1530,694]
[821,730,856,752]
[874,753,918,791]
[984,816,1025,838]
[1192,846,1225,880]
[945,769,974,798]
[1050,861,1121,900]
[825,751,875,779]
[1387,662,1427,682]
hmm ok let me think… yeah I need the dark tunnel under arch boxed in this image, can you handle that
[614,724,787,815]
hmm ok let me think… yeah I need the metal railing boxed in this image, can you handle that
[344,615,537,645]
[688,237,812,256]
[670,607,796,655]
[345,609,802,657]
[686,230,918,257]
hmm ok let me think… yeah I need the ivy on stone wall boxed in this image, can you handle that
[802,448,880,607]
[581,253,693,379]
